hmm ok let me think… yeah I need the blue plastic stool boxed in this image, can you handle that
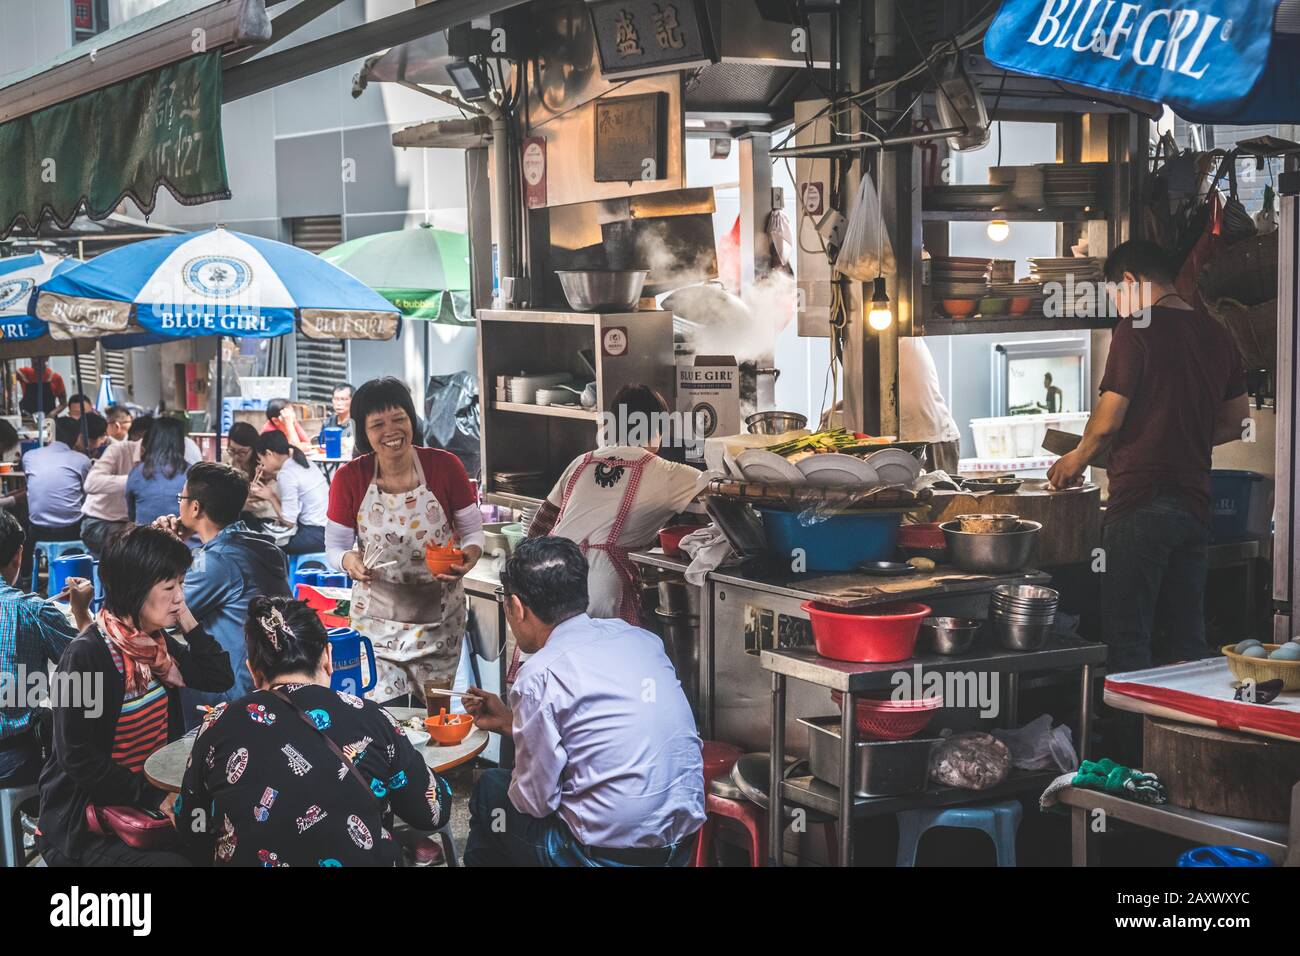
[896,799,1023,867]
[30,541,89,595]
[1178,846,1273,867]
[290,552,331,589]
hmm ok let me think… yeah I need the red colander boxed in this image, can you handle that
[830,690,943,740]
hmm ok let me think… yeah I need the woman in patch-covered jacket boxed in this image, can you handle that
[176,596,451,867]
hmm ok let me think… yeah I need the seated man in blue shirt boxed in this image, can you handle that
[0,510,95,787]
[153,461,291,727]
[463,537,704,866]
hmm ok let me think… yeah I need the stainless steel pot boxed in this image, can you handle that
[800,716,938,797]
[940,519,1041,573]
[657,578,702,617]
[745,410,809,435]
[556,270,649,312]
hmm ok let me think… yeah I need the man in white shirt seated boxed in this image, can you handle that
[463,536,704,866]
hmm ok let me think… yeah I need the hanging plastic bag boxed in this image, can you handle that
[1255,183,1278,235]
[833,169,896,281]
[991,714,1078,772]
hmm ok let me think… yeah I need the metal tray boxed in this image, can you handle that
[800,715,938,797]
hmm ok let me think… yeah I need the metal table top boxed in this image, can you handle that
[629,547,1050,609]
[761,635,1108,693]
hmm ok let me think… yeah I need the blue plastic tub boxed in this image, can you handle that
[1210,470,1266,542]
[758,508,902,572]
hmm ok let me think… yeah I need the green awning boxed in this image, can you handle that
[0,51,231,239]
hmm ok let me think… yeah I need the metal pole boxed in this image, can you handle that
[72,339,88,451]
[1078,664,1093,762]
[769,127,966,159]
[1274,158,1299,641]
[838,688,855,866]
[768,672,786,866]
[215,336,224,443]
[872,0,900,439]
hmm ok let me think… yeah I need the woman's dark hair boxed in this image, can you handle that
[0,509,24,568]
[128,414,153,442]
[186,461,249,527]
[500,536,589,625]
[244,596,330,682]
[1104,239,1176,284]
[265,398,292,421]
[140,415,188,480]
[227,421,259,448]
[0,420,18,455]
[100,526,193,625]
[350,377,421,455]
[608,383,671,444]
[83,412,108,445]
[257,428,308,468]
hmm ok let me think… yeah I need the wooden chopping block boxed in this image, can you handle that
[1143,716,1300,823]
[928,485,1101,566]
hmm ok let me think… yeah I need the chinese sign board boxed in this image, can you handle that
[594,92,668,183]
[588,0,716,79]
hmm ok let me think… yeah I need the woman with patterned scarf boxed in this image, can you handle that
[35,526,235,867]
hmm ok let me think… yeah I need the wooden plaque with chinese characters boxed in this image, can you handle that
[594,92,668,183]
[587,0,717,78]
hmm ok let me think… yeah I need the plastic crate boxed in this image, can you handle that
[237,376,293,401]
[220,396,268,434]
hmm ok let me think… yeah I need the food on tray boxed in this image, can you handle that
[1234,639,1262,653]
[766,427,900,460]
[906,556,936,571]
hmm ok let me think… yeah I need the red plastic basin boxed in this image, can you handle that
[659,524,697,557]
[801,601,931,663]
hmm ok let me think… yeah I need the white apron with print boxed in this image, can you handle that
[349,473,466,690]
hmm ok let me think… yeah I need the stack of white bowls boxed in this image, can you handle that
[991,584,1059,651]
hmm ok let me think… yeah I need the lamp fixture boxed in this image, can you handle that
[446,59,492,102]
[987,219,1010,242]
[867,276,892,331]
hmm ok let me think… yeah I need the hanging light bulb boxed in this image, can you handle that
[867,276,892,331]
[987,219,1011,242]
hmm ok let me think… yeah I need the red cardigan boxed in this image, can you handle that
[327,446,476,528]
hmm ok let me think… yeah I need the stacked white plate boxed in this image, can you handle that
[1028,256,1103,285]
[931,256,991,299]
[1040,162,1107,207]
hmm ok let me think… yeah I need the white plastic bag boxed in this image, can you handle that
[991,714,1078,772]
[833,170,896,281]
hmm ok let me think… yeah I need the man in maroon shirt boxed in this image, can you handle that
[1048,240,1249,679]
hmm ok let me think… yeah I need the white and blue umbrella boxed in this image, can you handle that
[0,252,81,340]
[33,227,401,342]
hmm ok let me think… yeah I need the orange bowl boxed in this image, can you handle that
[424,543,464,575]
[425,711,475,745]
[0,463,12,474]
[1008,296,1033,315]
[941,299,977,319]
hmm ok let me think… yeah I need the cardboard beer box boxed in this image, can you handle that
[678,355,739,462]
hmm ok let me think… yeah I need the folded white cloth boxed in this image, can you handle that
[679,525,734,586]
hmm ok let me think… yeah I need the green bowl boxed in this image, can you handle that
[978,296,1009,316]
[502,523,526,550]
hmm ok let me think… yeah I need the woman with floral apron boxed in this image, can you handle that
[507,385,709,683]
[325,378,483,704]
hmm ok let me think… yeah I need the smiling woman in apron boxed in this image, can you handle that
[325,377,484,704]
[508,385,710,681]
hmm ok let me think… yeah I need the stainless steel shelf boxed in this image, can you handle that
[491,401,601,422]
[918,315,1117,336]
[922,206,1107,222]
[782,769,1060,819]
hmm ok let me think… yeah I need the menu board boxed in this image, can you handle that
[587,0,716,79]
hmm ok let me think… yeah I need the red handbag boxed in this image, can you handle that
[85,803,177,851]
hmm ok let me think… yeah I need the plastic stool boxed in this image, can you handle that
[290,552,330,587]
[1,783,39,868]
[895,799,1023,867]
[691,776,838,867]
[434,818,460,868]
[30,541,88,594]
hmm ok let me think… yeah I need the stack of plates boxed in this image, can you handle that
[991,584,1059,651]
[923,183,1013,210]
[492,470,548,497]
[1027,257,1103,285]
[931,256,991,299]
[1040,162,1107,207]
[518,504,540,531]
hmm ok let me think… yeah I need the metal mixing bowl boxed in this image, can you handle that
[995,617,1052,651]
[940,519,1041,573]
[919,616,981,655]
[556,270,650,312]
[745,410,809,435]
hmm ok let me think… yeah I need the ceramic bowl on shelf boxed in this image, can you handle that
[942,299,977,319]
[977,296,1009,316]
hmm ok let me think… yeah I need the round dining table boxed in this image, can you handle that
[143,705,489,794]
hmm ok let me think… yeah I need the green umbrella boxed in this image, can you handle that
[319,224,472,324]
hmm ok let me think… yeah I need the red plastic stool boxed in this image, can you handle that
[691,776,838,867]
[703,740,743,784]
